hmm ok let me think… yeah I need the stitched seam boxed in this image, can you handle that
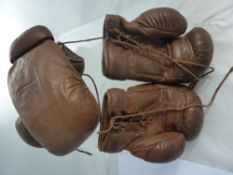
[129,55,134,75]
[137,23,179,35]
[182,89,187,132]
[164,88,168,131]
[185,37,195,59]
[133,142,159,152]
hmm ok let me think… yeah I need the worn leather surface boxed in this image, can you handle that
[58,42,85,73]
[8,26,99,155]
[103,7,214,84]
[99,84,204,162]
[10,25,54,63]
[14,34,86,150]
[15,117,42,148]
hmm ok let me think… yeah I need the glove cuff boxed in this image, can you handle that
[103,15,124,38]
[102,88,127,119]
[58,43,85,73]
[103,42,129,79]
[99,88,127,152]
[10,25,54,63]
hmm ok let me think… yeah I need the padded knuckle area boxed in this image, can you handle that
[186,27,214,64]
[183,107,204,140]
[128,133,185,163]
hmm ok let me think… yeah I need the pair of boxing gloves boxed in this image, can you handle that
[8,8,213,162]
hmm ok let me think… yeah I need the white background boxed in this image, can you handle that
[1,0,233,175]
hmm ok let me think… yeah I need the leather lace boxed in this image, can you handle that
[76,148,92,156]
[81,73,101,107]
[73,73,101,156]
[59,37,103,45]
[57,30,214,84]
[110,29,214,86]
[99,67,233,134]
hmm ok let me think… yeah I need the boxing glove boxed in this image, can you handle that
[99,84,204,162]
[103,7,214,84]
[15,39,86,149]
[8,25,100,155]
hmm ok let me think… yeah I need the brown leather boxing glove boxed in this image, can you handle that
[15,37,86,149]
[103,7,214,84]
[99,84,204,162]
[8,25,100,155]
